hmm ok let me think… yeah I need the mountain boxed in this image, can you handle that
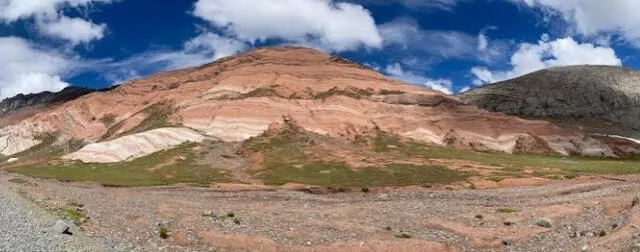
[0,87,97,116]
[458,65,640,139]
[1,48,639,165]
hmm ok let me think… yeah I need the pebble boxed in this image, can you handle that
[536,218,553,228]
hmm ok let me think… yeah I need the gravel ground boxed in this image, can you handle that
[0,185,105,252]
[5,172,640,251]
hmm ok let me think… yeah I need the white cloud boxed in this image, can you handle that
[192,0,382,52]
[471,36,621,85]
[38,16,106,45]
[0,37,79,99]
[0,0,113,44]
[100,32,248,85]
[477,26,497,51]
[384,63,453,94]
[459,86,471,93]
[350,0,465,11]
[380,18,509,64]
[517,0,640,47]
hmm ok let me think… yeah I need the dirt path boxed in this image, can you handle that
[4,172,640,251]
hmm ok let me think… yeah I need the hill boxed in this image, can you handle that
[459,65,640,139]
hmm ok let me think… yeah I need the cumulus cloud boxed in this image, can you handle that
[0,37,80,99]
[471,35,621,85]
[385,63,453,94]
[192,0,382,52]
[0,0,113,45]
[516,0,640,47]
[38,16,106,45]
[100,32,248,85]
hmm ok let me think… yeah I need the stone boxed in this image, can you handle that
[54,220,71,235]
[502,238,513,246]
[536,218,553,228]
[581,245,590,252]
[631,243,640,252]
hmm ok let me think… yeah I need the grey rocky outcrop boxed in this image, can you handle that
[459,65,640,138]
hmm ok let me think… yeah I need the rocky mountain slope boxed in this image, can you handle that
[1,47,639,163]
[0,87,95,116]
[458,65,640,138]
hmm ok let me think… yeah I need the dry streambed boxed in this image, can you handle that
[4,172,640,252]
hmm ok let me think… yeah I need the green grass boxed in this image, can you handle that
[7,143,232,187]
[373,130,401,153]
[400,142,640,175]
[497,208,517,214]
[244,126,470,187]
[255,162,470,187]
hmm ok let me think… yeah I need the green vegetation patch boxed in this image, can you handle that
[238,86,280,99]
[99,113,117,127]
[125,101,177,135]
[255,162,470,187]
[7,143,232,187]
[497,208,517,214]
[378,89,406,95]
[313,87,374,100]
[244,125,470,187]
[398,142,640,175]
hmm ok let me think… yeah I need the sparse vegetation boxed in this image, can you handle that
[379,89,406,95]
[99,113,117,127]
[7,143,232,187]
[394,231,412,239]
[373,130,401,153]
[238,86,280,99]
[158,226,170,239]
[244,125,471,187]
[8,178,28,184]
[497,208,517,214]
[55,205,87,226]
[3,132,84,161]
[488,177,505,183]
[313,87,373,100]
[125,101,177,135]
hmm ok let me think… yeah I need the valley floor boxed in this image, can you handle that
[3,171,640,252]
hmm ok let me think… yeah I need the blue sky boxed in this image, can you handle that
[1,0,640,99]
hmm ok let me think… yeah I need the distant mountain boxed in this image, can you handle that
[458,65,640,138]
[0,87,95,116]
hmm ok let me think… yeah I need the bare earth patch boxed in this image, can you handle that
[4,171,640,251]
